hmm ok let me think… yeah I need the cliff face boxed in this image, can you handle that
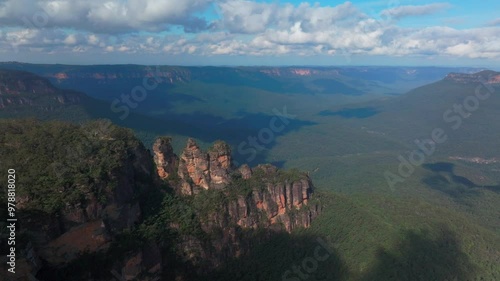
[178,138,212,192]
[153,137,320,233]
[173,139,233,194]
[259,67,338,77]
[152,137,320,276]
[1,120,160,281]
[2,120,320,281]
[445,71,500,84]
[207,141,233,188]
[0,70,57,95]
[152,137,178,180]
[44,67,327,84]
[228,164,318,231]
[4,66,343,92]
[0,70,82,109]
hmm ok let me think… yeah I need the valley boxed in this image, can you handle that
[0,64,499,280]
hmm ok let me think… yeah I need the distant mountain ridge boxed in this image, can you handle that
[0,69,83,109]
[445,70,500,84]
[0,65,500,281]
[0,62,488,99]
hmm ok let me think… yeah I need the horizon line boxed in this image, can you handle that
[0,61,498,70]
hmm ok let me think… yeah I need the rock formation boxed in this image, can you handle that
[150,137,321,275]
[176,138,234,194]
[239,164,253,179]
[3,120,321,281]
[177,138,211,193]
[152,137,178,180]
[3,121,160,281]
[153,137,320,233]
[207,140,232,188]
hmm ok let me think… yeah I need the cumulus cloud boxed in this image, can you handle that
[63,34,77,45]
[381,3,451,20]
[0,0,212,33]
[0,0,499,61]
[215,1,363,34]
[215,0,278,33]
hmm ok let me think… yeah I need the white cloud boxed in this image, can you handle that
[215,0,280,34]
[381,3,451,20]
[88,34,99,45]
[292,2,363,31]
[215,1,363,34]
[117,45,130,52]
[0,1,499,62]
[63,34,77,45]
[0,0,212,33]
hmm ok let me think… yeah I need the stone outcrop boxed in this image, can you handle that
[198,179,316,230]
[153,137,178,179]
[207,141,232,188]
[153,137,320,233]
[225,165,319,232]
[239,164,252,179]
[178,138,211,193]
[176,138,233,194]
[162,158,321,274]
[152,137,320,274]
[4,122,320,281]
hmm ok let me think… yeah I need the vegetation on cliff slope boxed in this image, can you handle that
[0,119,148,213]
[0,119,324,280]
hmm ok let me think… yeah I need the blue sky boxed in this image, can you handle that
[0,0,499,66]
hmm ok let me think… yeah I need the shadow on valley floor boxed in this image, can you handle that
[360,226,477,281]
[191,67,312,94]
[318,107,380,119]
[311,79,364,96]
[199,232,349,281]
[422,162,500,197]
[85,98,317,167]
[199,225,478,281]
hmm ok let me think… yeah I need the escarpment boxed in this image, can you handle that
[153,137,320,233]
[172,138,234,194]
[445,70,500,84]
[226,165,318,231]
[152,137,321,275]
[152,136,178,180]
[0,120,321,281]
[0,70,83,110]
[0,120,161,281]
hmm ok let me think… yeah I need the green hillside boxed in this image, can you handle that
[0,67,499,280]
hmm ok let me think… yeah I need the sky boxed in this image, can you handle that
[0,0,499,66]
